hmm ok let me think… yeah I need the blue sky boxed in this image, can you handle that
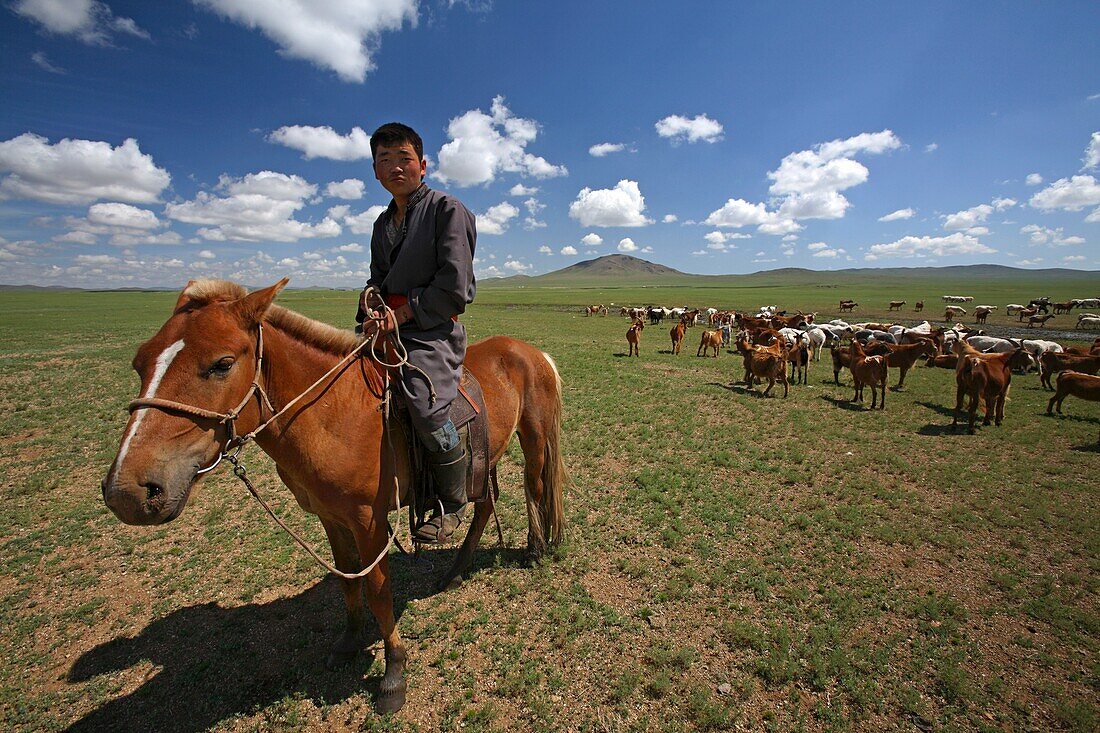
[1,1,1098,288]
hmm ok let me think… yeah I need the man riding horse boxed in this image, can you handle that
[356,123,477,544]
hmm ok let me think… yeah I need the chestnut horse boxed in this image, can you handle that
[100,279,566,714]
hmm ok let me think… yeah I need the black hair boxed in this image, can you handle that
[370,123,423,160]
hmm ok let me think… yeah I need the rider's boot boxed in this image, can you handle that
[413,440,468,544]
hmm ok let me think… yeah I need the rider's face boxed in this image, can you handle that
[373,142,426,200]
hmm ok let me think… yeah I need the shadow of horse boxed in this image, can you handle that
[819,394,866,412]
[916,423,959,436]
[915,400,957,419]
[65,545,526,732]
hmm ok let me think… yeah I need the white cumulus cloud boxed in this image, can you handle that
[166,170,341,242]
[504,259,531,273]
[476,202,519,235]
[433,96,567,187]
[1029,175,1100,212]
[15,0,149,44]
[537,245,551,255]
[1020,224,1085,246]
[589,142,625,157]
[655,114,724,144]
[943,203,994,231]
[812,247,845,258]
[1084,131,1100,170]
[569,179,652,227]
[194,0,417,83]
[343,204,388,234]
[560,245,577,255]
[269,125,372,160]
[88,202,161,230]
[662,214,677,223]
[581,233,602,247]
[617,238,638,253]
[509,184,538,196]
[324,178,365,199]
[1026,173,1043,186]
[879,208,915,222]
[865,233,996,260]
[0,133,170,205]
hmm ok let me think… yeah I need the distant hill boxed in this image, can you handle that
[481,254,695,287]
[479,257,1098,289]
[0,284,82,292]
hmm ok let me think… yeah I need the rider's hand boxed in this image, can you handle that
[362,309,398,338]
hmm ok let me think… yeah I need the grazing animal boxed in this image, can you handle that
[1005,304,1026,316]
[888,300,906,311]
[944,305,967,320]
[1039,352,1100,390]
[951,339,1016,434]
[1053,301,1075,315]
[696,329,723,357]
[1029,297,1051,314]
[1064,339,1100,357]
[865,339,938,388]
[831,345,852,385]
[925,354,958,369]
[627,319,644,357]
[1078,316,1100,329]
[1027,314,1055,329]
[914,301,924,312]
[670,320,687,355]
[849,339,888,409]
[735,335,789,397]
[839,301,858,312]
[1017,307,1039,322]
[974,306,996,324]
[102,279,566,714]
[1074,298,1100,309]
[1047,371,1100,445]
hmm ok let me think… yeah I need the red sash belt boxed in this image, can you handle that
[384,293,458,322]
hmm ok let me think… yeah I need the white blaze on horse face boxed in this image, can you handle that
[111,339,186,483]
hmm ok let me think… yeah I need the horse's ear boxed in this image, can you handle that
[173,280,199,313]
[233,278,289,325]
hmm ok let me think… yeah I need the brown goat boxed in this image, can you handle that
[849,339,888,409]
[1027,314,1055,329]
[670,320,686,355]
[1039,352,1100,390]
[914,301,924,312]
[925,354,958,369]
[735,335,789,397]
[1047,371,1100,445]
[697,329,723,357]
[626,319,644,356]
[866,339,938,388]
[951,340,1016,433]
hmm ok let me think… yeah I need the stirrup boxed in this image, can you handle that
[413,500,466,544]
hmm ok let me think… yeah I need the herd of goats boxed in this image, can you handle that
[593,295,1100,440]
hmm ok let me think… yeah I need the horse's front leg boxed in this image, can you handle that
[351,511,407,714]
[321,519,368,669]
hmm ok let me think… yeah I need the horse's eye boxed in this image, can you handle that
[207,357,235,376]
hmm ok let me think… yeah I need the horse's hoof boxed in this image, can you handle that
[376,678,407,715]
[438,573,464,592]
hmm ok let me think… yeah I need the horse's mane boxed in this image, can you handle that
[180,279,362,356]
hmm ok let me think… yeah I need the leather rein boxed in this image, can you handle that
[126,300,414,580]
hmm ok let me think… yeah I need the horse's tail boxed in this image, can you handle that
[534,352,568,552]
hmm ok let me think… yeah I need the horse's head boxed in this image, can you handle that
[101,278,287,525]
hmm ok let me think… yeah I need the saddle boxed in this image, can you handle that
[391,368,494,522]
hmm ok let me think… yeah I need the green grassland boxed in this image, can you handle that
[0,278,1097,732]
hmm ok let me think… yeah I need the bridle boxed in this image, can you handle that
[127,324,278,476]
[122,295,432,580]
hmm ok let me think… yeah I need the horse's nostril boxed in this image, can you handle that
[143,482,164,501]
